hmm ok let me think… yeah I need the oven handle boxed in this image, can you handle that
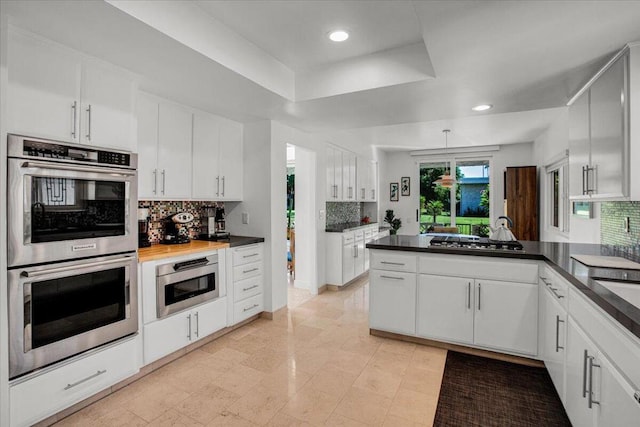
[21,257,134,278]
[24,283,32,353]
[21,160,136,177]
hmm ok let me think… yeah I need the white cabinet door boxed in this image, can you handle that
[473,280,538,355]
[369,269,416,335]
[356,157,367,201]
[143,311,191,364]
[417,274,473,344]
[80,58,136,151]
[595,349,640,427]
[218,118,244,200]
[569,90,591,199]
[7,29,82,142]
[192,298,227,341]
[192,111,221,199]
[342,242,355,283]
[342,152,357,201]
[326,146,343,200]
[354,238,365,277]
[136,94,160,198]
[157,102,192,199]
[589,53,627,199]
[541,288,567,401]
[368,160,378,201]
[565,317,597,427]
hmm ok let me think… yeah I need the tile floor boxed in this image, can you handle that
[54,276,447,426]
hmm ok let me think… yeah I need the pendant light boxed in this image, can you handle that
[433,129,456,188]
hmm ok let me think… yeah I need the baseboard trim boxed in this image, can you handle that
[260,305,287,320]
[370,329,544,368]
[317,284,328,294]
[326,271,370,292]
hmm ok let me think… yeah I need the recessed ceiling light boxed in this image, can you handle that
[472,104,493,112]
[329,30,349,42]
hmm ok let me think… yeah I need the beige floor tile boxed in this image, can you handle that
[174,384,241,424]
[215,364,266,395]
[148,409,204,426]
[225,334,270,355]
[208,410,259,426]
[340,335,382,357]
[226,384,290,425]
[387,388,438,425]
[367,348,413,376]
[379,339,417,356]
[282,348,333,375]
[382,414,429,427]
[334,386,393,426]
[306,366,358,398]
[353,365,403,399]
[400,366,444,398]
[410,346,447,372]
[280,385,341,426]
[291,324,325,342]
[93,407,148,427]
[241,348,291,373]
[266,412,315,426]
[149,361,225,394]
[124,382,191,422]
[323,413,370,426]
[327,349,371,376]
[208,347,251,364]
[259,363,313,398]
[54,412,94,427]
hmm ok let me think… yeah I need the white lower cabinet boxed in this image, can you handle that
[227,244,264,325]
[326,225,377,286]
[540,285,567,400]
[10,337,139,427]
[369,252,417,335]
[144,298,226,364]
[417,275,538,355]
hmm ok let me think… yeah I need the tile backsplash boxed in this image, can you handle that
[139,201,224,243]
[601,201,640,260]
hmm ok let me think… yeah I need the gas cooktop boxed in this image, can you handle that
[429,236,524,251]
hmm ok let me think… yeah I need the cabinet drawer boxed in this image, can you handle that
[370,250,417,273]
[232,244,263,266]
[540,265,569,309]
[234,275,263,302]
[343,232,355,245]
[10,337,139,427]
[233,261,263,282]
[419,253,538,284]
[354,230,364,241]
[234,293,263,323]
[364,228,374,239]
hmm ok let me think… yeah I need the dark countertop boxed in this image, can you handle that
[325,222,378,233]
[225,235,265,247]
[367,235,640,340]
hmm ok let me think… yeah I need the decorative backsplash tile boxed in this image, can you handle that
[326,202,363,226]
[601,201,640,261]
[139,200,224,243]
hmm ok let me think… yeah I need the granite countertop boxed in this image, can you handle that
[326,222,379,233]
[367,235,640,340]
[139,235,265,262]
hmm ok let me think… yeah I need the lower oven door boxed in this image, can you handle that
[7,253,138,379]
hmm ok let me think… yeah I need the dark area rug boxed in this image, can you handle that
[434,351,572,427]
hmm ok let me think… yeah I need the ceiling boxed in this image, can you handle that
[3,0,640,152]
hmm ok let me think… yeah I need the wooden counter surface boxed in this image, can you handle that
[138,241,229,263]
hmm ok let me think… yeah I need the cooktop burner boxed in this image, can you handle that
[429,236,524,251]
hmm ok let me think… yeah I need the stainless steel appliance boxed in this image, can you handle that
[7,253,138,379]
[199,205,230,241]
[138,207,151,248]
[156,254,219,318]
[429,235,524,251]
[7,134,138,267]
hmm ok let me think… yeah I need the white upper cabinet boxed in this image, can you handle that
[7,27,136,152]
[326,145,343,201]
[192,111,243,201]
[342,152,357,201]
[569,44,640,201]
[357,158,378,202]
[137,93,192,199]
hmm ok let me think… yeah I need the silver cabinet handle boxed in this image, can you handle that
[194,312,199,338]
[477,283,481,311]
[634,391,640,405]
[71,101,77,138]
[242,284,259,292]
[353,244,357,258]
[187,314,192,340]
[85,104,92,140]
[21,160,136,176]
[243,253,259,259]
[582,349,589,398]
[161,169,166,195]
[380,275,404,280]
[216,176,220,196]
[221,176,225,196]
[371,189,375,199]
[152,169,157,194]
[467,282,471,310]
[582,165,588,195]
[361,188,365,199]
[380,261,405,266]
[244,303,259,312]
[243,267,259,274]
[550,287,564,299]
[21,256,134,278]
[540,276,551,286]
[555,316,565,352]
[64,370,106,390]
[588,355,600,408]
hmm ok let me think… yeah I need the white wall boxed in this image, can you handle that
[378,143,536,236]
[532,108,600,243]
[292,146,317,292]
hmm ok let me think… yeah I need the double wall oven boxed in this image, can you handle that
[6,134,139,379]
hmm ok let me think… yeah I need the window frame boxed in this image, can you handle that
[545,158,570,235]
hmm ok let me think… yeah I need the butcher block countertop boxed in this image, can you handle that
[138,241,229,262]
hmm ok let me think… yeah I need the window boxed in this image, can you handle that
[546,160,569,233]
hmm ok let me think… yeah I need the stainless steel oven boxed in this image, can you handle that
[157,255,220,318]
[7,134,137,267]
[7,253,138,379]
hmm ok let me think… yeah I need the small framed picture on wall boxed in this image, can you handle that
[401,177,410,196]
[390,182,399,201]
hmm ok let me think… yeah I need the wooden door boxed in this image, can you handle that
[505,166,538,241]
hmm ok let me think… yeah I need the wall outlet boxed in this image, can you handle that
[319,209,326,220]
[242,212,249,225]
[624,217,630,233]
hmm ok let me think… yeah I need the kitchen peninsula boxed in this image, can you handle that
[367,235,640,426]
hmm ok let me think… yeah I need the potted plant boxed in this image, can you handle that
[384,209,402,235]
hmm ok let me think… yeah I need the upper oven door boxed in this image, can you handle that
[7,158,138,267]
